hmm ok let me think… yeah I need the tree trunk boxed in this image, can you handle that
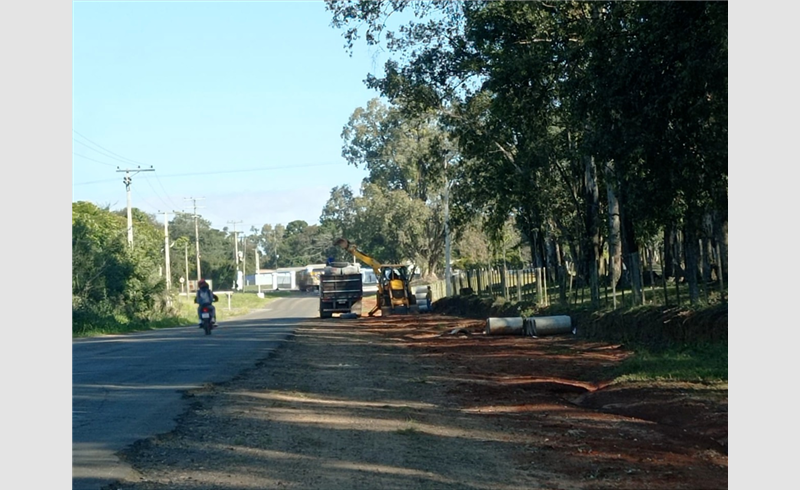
[661,239,670,305]
[664,226,675,281]
[713,210,728,282]
[620,191,642,306]
[605,161,622,307]
[501,262,508,300]
[702,213,714,284]
[557,240,568,305]
[628,250,643,306]
[583,155,601,306]
[683,224,701,304]
[545,227,558,284]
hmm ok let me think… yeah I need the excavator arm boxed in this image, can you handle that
[334,238,382,277]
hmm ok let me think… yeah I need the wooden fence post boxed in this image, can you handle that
[716,243,725,302]
[661,241,669,306]
[543,267,548,306]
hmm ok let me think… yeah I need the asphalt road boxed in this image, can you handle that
[72,295,319,490]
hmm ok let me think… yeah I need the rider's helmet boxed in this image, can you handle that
[198,279,208,288]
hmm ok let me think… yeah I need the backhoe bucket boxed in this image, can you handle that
[334,238,350,249]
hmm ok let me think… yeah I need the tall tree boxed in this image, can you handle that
[328,1,727,305]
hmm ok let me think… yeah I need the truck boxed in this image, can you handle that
[297,263,327,292]
[318,262,363,318]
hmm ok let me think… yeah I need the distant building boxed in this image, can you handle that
[244,267,307,291]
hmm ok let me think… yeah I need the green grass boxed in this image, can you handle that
[173,290,291,322]
[557,280,727,309]
[73,291,291,338]
[603,342,728,384]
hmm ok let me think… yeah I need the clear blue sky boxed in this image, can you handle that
[72,0,386,232]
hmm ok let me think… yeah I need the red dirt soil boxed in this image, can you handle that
[352,297,727,490]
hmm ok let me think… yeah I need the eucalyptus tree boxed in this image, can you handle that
[320,184,357,236]
[439,1,616,304]
[276,220,329,267]
[357,183,438,273]
[332,1,509,282]
[451,218,493,270]
[342,98,447,202]
[328,0,727,306]
[572,1,728,303]
[252,223,285,268]
[328,0,600,300]
[339,99,452,277]
[320,184,358,258]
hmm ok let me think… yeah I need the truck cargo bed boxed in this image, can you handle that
[319,272,363,318]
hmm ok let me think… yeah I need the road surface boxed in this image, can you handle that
[72,295,318,490]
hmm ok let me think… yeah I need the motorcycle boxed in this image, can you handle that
[195,286,219,335]
[199,306,214,335]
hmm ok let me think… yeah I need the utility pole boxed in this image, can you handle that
[254,243,260,293]
[242,234,247,289]
[228,220,243,289]
[184,241,189,294]
[173,213,192,293]
[273,227,280,269]
[159,211,174,291]
[185,197,205,282]
[116,166,154,246]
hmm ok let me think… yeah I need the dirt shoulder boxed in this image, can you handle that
[112,312,727,490]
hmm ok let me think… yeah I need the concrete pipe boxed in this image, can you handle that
[523,316,573,337]
[485,317,525,335]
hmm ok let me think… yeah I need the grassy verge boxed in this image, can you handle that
[433,294,727,385]
[597,342,728,385]
[73,291,292,338]
[174,290,292,323]
[549,302,727,385]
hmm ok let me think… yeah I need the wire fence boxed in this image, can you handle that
[426,256,727,310]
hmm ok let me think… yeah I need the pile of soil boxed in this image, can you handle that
[112,299,727,490]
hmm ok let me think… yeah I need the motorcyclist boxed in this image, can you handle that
[194,279,218,327]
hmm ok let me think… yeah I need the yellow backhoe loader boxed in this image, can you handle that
[334,238,418,316]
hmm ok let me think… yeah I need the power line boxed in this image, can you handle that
[154,162,342,178]
[73,138,142,167]
[73,162,343,185]
[73,152,118,167]
[73,177,120,186]
[151,172,180,210]
[141,174,175,211]
[74,130,344,177]
[73,130,151,167]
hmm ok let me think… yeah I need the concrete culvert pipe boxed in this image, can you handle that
[485,317,525,335]
[524,316,573,337]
